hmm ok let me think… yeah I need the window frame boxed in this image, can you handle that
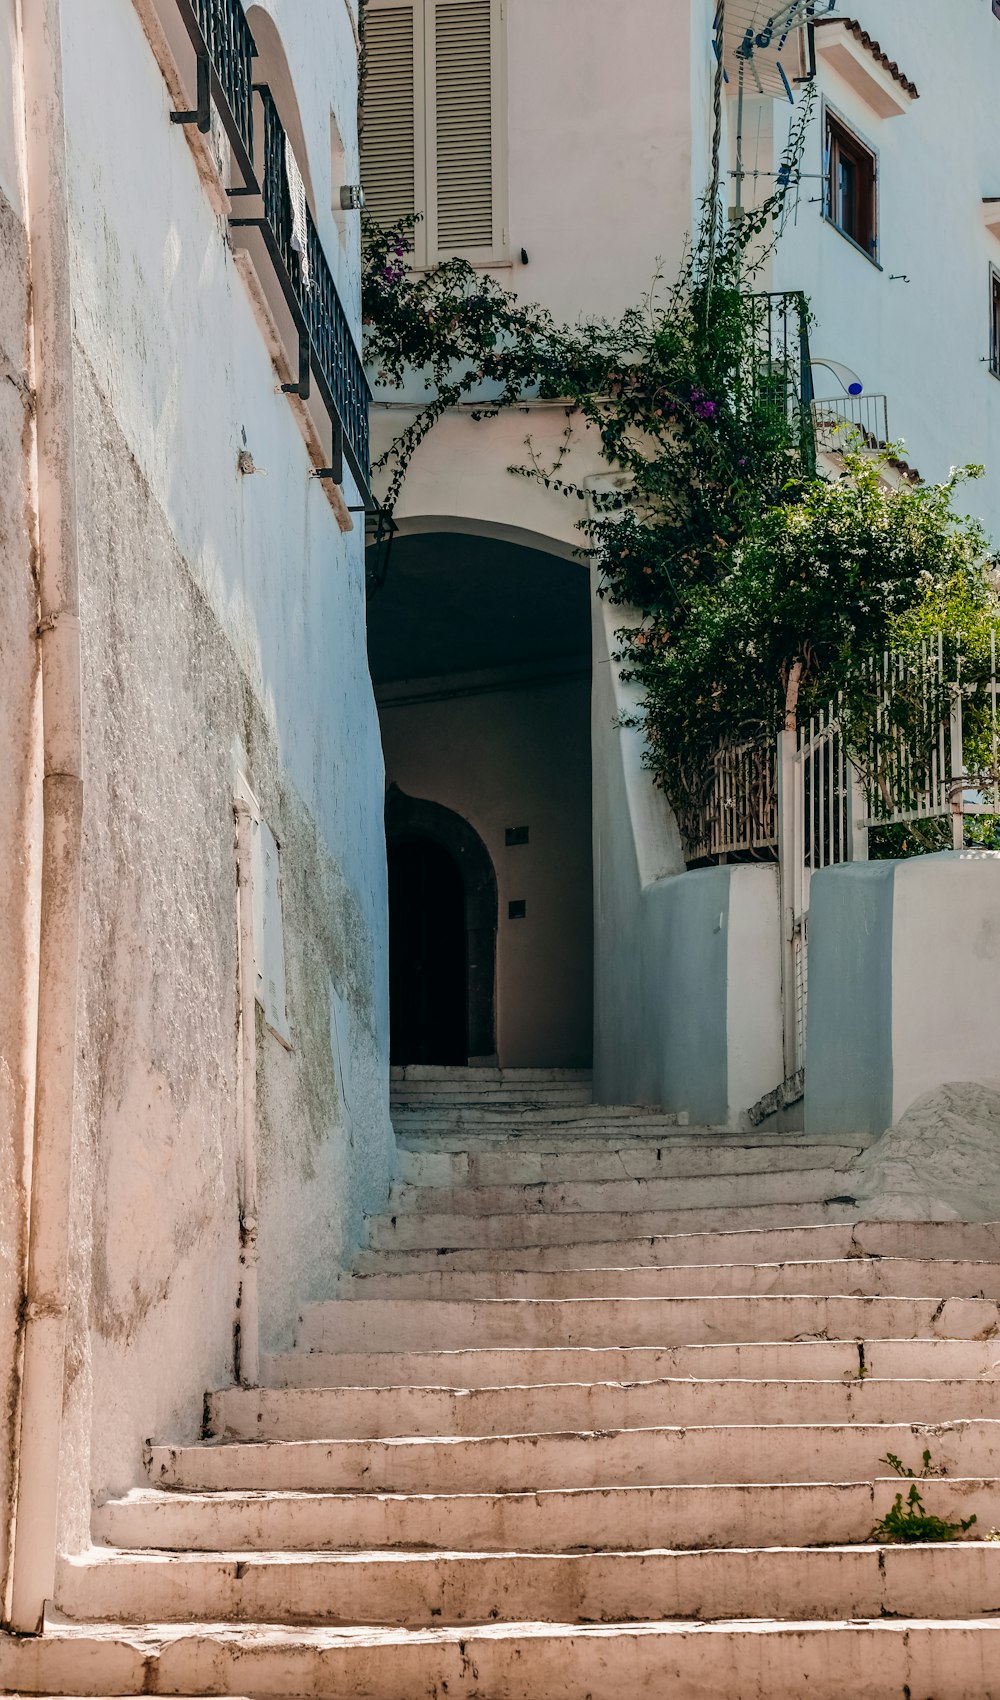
[822,103,880,266]
[991,265,1000,381]
[363,0,509,270]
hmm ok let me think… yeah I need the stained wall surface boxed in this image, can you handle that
[0,0,37,1608]
[36,0,393,1553]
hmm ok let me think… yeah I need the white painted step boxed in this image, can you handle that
[206,1376,1000,1442]
[145,1419,1000,1494]
[368,1200,862,1250]
[391,1067,593,1083]
[58,1543,1000,1627]
[353,1219,1000,1274]
[331,1256,1000,1303]
[294,1292,1000,1353]
[263,1335,1000,1389]
[385,1170,856,1217]
[10,1617,1000,1699]
[93,1475,998,1555]
[395,1141,864,1186]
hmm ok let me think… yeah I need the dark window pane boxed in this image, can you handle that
[837,156,857,239]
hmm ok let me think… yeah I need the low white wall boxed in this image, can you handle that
[591,582,783,1124]
[806,850,1000,1136]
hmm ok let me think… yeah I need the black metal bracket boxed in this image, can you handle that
[310,426,344,487]
[171,53,211,134]
[281,331,311,401]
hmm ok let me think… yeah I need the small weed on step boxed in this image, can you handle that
[870,1448,978,1543]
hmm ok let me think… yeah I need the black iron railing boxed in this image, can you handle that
[242,86,371,501]
[173,0,256,182]
[742,290,817,475]
[169,0,371,503]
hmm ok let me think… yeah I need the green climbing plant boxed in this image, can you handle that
[361,87,998,843]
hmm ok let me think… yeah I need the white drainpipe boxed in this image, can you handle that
[9,0,85,1634]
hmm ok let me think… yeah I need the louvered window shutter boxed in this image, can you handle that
[361,3,425,252]
[428,0,497,255]
[363,0,506,266]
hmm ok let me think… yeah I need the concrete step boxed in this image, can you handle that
[293,1292,1000,1353]
[10,1616,1000,1699]
[384,1170,855,1217]
[263,1335,1000,1390]
[394,1141,865,1187]
[390,1107,677,1132]
[367,1199,863,1250]
[391,1067,594,1083]
[93,1475,999,1555]
[145,1419,1000,1494]
[59,1543,1000,1627]
[206,1376,1000,1442]
[352,1219,1000,1274]
[331,1257,1000,1303]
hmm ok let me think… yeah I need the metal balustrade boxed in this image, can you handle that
[172,0,257,182]
[742,290,817,474]
[812,392,890,452]
[168,0,372,504]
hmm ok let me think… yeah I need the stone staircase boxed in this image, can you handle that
[8,1066,1000,1697]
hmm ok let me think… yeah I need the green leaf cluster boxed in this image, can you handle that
[363,92,998,845]
[869,1450,978,1544]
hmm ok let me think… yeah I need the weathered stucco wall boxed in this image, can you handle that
[379,676,593,1069]
[0,0,38,1610]
[44,0,392,1554]
[807,851,1000,1138]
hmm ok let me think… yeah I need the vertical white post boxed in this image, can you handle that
[847,763,869,862]
[234,799,260,1387]
[949,658,965,853]
[777,727,800,1084]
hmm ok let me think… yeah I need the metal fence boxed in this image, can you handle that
[170,0,371,503]
[685,632,1000,1084]
[812,393,890,453]
[741,290,816,472]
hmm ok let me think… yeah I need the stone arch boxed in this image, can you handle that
[385,784,498,1063]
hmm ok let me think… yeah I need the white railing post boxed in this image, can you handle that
[777,727,801,1084]
[949,656,965,852]
[847,762,869,862]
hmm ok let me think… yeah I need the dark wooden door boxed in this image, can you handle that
[388,836,468,1065]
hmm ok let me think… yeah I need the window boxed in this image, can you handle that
[991,268,1000,379]
[361,0,507,267]
[824,109,878,260]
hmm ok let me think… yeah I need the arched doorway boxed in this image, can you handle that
[386,787,498,1065]
[388,837,466,1065]
[370,532,593,1069]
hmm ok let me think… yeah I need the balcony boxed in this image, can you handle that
[742,290,817,473]
[811,392,891,455]
[165,0,371,506]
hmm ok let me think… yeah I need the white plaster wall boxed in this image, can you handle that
[591,578,782,1124]
[0,0,38,1610]
[770,0,1000,539]
[379,676,593,1068]
[891,851,1000,1122]
[46,0,393,1553]
[807,852,1000,1137]
[502,0,704,322]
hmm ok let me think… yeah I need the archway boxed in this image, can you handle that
[370,531,593,1069]
[385,787,498,1065]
